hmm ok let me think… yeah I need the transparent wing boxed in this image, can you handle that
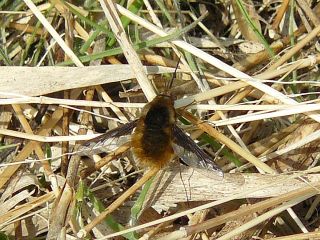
[79,120,138,156]
[173,125,223,177]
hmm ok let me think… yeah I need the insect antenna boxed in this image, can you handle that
[164,58,181,94]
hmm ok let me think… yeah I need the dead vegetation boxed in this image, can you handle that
[1,0,320,239]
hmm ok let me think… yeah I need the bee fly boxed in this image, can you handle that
[81,58,222,176]
[82,91,223,177]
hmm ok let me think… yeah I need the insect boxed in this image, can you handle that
[82,92,223,176]
[77,81,223,238]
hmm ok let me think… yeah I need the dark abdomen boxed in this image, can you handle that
[142,128,170,157]
[131,121,174,168]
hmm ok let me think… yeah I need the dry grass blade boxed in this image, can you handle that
[0,192,55,227]
[0,65,178,97]
[101,170,320,239]
[216,193,314,240]
[78,167,159,238]
[231,0,262,42]
[0,108,63,189]
[142,165,320,205]
[179,110,275,174]
[0,128,101,142]
[270,231,320,240]
[23,0,83,66]
[100,0,156,101]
